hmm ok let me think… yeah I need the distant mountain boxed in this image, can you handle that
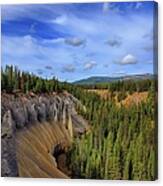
[73,74,153,85]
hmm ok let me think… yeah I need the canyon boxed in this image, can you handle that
[1,92,89,177]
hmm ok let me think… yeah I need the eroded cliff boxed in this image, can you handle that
[1,92,89,177]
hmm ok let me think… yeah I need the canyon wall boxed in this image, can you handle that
[1,92,89,177]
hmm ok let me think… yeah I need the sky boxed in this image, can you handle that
[1,1,157,82]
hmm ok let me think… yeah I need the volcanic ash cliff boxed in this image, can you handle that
[1,92,89,177]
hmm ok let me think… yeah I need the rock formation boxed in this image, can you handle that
[1,92,89,177]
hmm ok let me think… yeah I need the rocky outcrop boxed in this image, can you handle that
[1,92,89,177]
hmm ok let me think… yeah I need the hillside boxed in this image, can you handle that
[73,74,153,85]
[87,89,148,107]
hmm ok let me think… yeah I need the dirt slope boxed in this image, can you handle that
[16,121,71,178]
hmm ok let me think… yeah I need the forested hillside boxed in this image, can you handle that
[69,85,157,180]
[1,66,157,180]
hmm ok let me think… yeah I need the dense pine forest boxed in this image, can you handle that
[69,85,157,180]
[1,66,157,180]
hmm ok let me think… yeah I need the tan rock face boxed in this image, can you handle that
[16,122,70,178]
[1,93,89,177]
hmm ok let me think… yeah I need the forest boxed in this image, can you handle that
[1,65,157,180]
[69,84,157,180]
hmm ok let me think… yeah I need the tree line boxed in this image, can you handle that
[1,65,75,94]
[78,79,153,94]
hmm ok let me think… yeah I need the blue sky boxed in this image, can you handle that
[1,1,157,82]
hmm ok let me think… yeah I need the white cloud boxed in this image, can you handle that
[84,61,97,70]
[117,54,138,65]
[135,2,143,9]
[106,36,122,47]
[42,38,65,44]
[1,5,60,22]
[29,23,37,34]
[42,37,86,47]
[62,64,75,73]
[2,35,39,57]
[45,65,53,70]
[103,3,109,13]
[65,37,86,47]
[2,35,73,73]
[51,14,99,36]
[52,15,67,25]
